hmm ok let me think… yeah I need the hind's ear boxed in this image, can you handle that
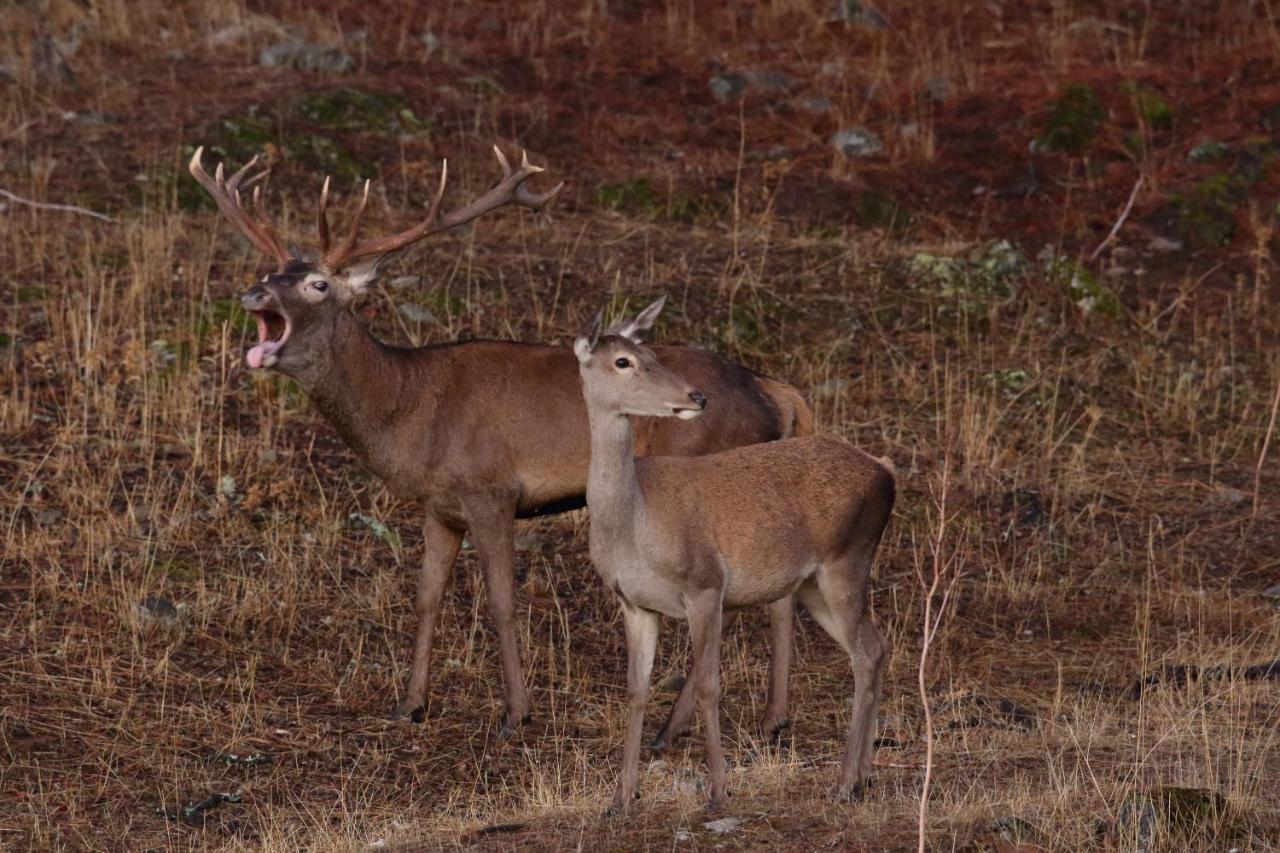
[574,308,604,363]
[608,295,666,342]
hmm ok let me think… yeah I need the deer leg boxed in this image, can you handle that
[651,666,695,750]
[606,604,660,817]
[798,562,886,802]
[467,508,531,738]
[760,595,794,741]
[390,514,463,722]
[686,588,728,809]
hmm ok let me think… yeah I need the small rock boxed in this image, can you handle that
[259,42,354,73]
[674,829,692,842]
[388,275,422,290]
[709,70,794,103]
[33,508,62,526]
[137,597,187,627]
[1111,787,1228,850]
[1262,583,1280,602]
[513,531,543,552]
[800,96,834,113]
[992,815,1041,846]
[673,768,705,795]
[829,0,889,28]
[420,31,442,59]
[813,378,846,400]
[1212,486,1247,507]
[832,126,883,158]
[702,816,743,834]
[397,303,436,324]
[925,76,950,103]
[1147,235,1183,253]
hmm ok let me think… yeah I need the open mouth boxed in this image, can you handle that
[246,309,291,369]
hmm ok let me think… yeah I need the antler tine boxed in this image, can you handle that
[422,146,560,237]
[323,179,371,268]
[317,176,332,253]
[189,146,292,267]
[321,160,451,269]
[319,146,558,270]
[250,184,288,261]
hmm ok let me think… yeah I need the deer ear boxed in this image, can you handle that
[342,255,384,297]
[609,295,666,342]
[574,309,603,363]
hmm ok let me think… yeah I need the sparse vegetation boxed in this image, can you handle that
[2,1,1278,851]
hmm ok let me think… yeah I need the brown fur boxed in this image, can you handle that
[576,331,893,812]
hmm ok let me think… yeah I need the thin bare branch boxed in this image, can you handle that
[0,188,116,222]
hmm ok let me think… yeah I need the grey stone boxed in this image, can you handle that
[925,76,950,103]
[709,70,794,103]
[1147,235,1183,253]
[513,531,543,552]
[702,816,743,834]
[829,0,888,28]
[388,275,421,290]
[813,378,846,399]
[259,42,354,73]
[832,126,883,157]
[137,596,184,626]
[34,509,62,526]
[1263,583,1280,602]
[397,303,436,324]
[800,96,834,113]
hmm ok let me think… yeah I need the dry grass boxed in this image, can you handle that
[2,1,1279,850]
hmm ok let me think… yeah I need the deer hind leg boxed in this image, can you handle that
[796,559,887,802]
[466,506,531,738]
[651,666,695,750]
[685,588,728,809]
[392,514,463,722]
[607,604,660,817]
[760,595,795,742]
[655,596,794,750]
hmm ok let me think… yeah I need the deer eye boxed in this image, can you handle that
[614,357,631,369]
[312,280,329,292]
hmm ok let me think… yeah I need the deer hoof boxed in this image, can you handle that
[759,717,792,744]
[496,713,533,741]
[387,702,426,723]
[835,777,873,803]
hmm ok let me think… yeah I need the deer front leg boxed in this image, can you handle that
[466,507,531,738]
[607,604,660,817]
[686,588,728,809]
[390,514,463,722]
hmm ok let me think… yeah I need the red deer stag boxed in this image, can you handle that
[190,146,812,739]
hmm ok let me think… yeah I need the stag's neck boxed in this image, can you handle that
[301,312,412,461]
[585,407,645,546]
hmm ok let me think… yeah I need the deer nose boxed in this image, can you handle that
[689,390,707,409]
[242,286,271,309]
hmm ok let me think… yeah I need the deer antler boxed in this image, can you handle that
[320,146,563,270]
[188,147,292,267]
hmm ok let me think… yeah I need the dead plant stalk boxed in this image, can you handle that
[916,458,959,853]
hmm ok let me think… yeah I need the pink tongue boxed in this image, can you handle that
[246,341,279,369]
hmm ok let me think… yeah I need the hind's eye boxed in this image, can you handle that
[614,357,631,369]
[312,280,329,292]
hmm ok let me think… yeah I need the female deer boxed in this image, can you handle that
[575,303,895,813]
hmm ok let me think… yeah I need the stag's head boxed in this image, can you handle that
[574,297,708,420]
[189,145,562,374]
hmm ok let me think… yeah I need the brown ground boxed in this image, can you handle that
[1,1,1278,850]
